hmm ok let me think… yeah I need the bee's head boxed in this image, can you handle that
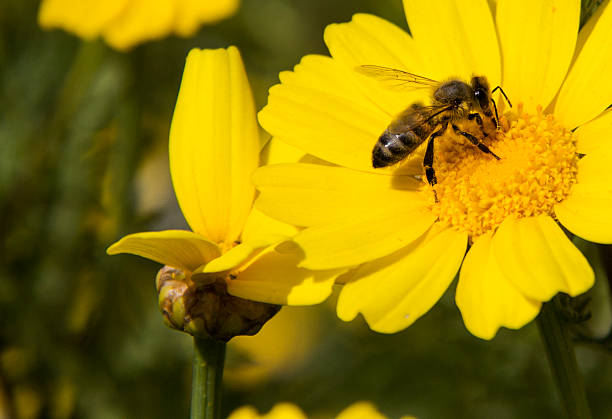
[471,76,491,112]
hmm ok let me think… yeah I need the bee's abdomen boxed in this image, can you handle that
[372,130,420,168]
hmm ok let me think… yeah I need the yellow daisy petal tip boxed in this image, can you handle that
[336,226,466,334]
[106,242,124,256]
[105,230,221,272]
[491,216,594,302]
[456,232,541,341]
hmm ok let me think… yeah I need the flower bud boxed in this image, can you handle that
[155,266,280,341]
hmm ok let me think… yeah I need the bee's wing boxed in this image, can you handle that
[388,104,454,133]
[355,65,439,90]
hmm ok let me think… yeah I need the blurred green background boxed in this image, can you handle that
[1,0,612,418]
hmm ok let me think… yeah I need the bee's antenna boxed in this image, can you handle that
[492,86,512,108]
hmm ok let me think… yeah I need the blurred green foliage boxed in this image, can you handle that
[1,1,611,418]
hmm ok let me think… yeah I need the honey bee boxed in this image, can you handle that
[357,65,511,187]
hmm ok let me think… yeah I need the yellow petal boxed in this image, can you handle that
[490,215,594,301]
[402,0,500,83]
[555,148,612,243]
[554,0,612,128]
[227,248,340,306]
[336,225,467,333]
[174,0,239,36]
[260,137,307,165]
[325,13,419,70]
[570,0,605,60]
[496,0,579,112]
[38,0,127,39]
[195,239,277,275]
[195,216,296,275]
[573,107,612,154]
[241,208,299,244]
[253,163,424,227]
[106,230,221,272]
[324,13,429,118]
[258,54,388,172]
[260,137,333,167]
[170,47,259,248]
[294,205,436,270]
[103,0,174,50]
[456,232,541,340]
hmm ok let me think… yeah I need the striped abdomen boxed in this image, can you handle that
[372,105,435,168]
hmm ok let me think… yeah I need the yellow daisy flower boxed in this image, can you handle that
[254,0,612,339]
[228,401,416,419]
[335,402,416,419]
[38,0,239,50]
[108,47,339,336]
[228,403,307,419]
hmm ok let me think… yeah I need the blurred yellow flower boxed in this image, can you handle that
[226,306,321,387]
[228,403,306,419]
[38,0,239,50]
[228,401,416,419]
[255,0,612,339]
[108,47,339,314]
[336,402,416,419]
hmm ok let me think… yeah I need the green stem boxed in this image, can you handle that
[190,337,226,419]
[536,296,592,419]
[107,54,140,235]
[48,40,107,138]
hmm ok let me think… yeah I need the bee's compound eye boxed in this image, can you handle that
[474,89,488,109]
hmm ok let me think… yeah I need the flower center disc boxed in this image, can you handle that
[431,105,578,238]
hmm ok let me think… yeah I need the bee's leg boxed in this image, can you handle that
[491,86,512,130]
[423,123,448,202]
[468,113,489,135]
[452,124,501,160]
[423,136,437,187]
[489,99,500,129]
[491,86,512,108]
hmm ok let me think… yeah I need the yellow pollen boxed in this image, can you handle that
[431,104,578,238]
